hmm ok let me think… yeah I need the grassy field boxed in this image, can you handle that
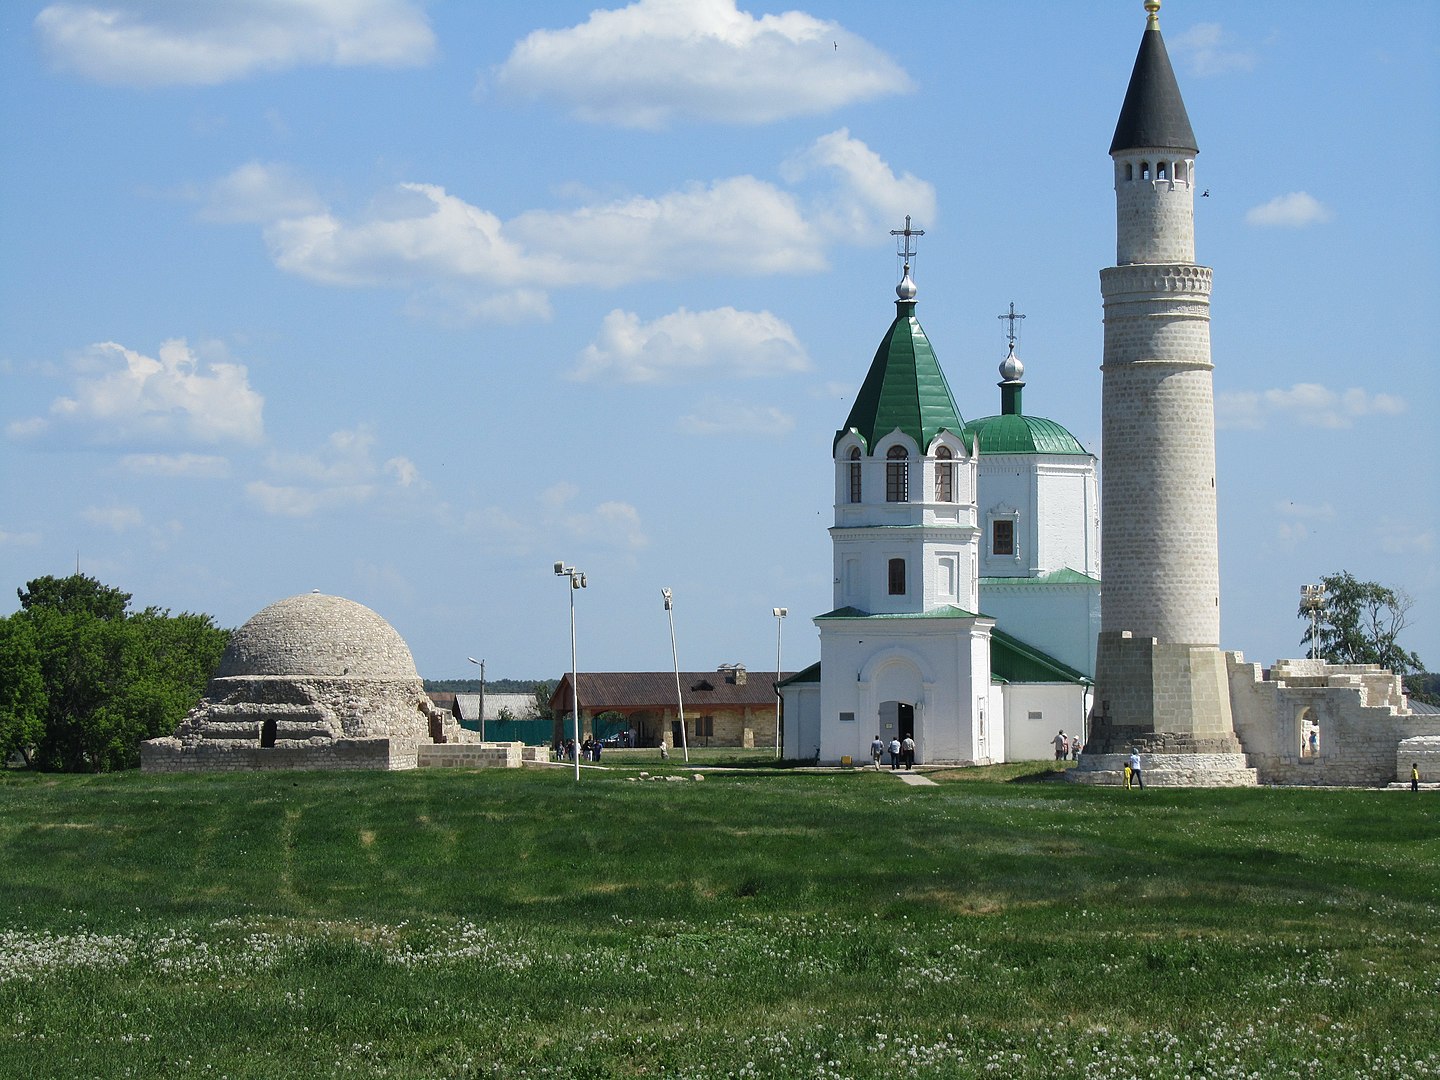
[1,763,1436,1079]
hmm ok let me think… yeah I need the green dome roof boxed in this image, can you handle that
[835,299,968,453]
[966,413,1088,456]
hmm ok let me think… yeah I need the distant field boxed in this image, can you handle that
[1,765,1436,1079]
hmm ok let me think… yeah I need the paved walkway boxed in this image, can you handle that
[893,771,938,786]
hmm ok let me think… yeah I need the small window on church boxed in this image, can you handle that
[1124,162,1134,182]
[848,447,862,503]
[1141,161,1151,181]
[992,519,1014,557]
[1176,161,1188,183]
[935,446,954,503]
[888,558,906,596]
[1157,161,1168,181]
[886,446,909,502]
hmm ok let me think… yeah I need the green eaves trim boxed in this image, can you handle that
[777,661,821,688]
[980,567,1100,586]
[816,605,983,621]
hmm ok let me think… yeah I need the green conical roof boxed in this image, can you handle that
[1110,7,1197,154]
[835,298,968,453]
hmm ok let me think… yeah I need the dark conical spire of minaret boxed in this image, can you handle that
[1110,0,1197,154]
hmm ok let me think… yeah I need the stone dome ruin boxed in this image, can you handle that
[142,593,472,772]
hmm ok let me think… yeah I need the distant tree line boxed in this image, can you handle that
[423,678,550,694]
[0,574,229,771]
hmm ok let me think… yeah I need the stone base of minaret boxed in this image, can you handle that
[1068,630,1257,786]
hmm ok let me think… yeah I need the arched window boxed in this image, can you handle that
[885,446,909,502]
[1176,161,1188,183]
[848,446,862,503]
[1157,161,1168,181]
[888,558,906,596]
[1141,161,1151,181]
[934,446,954,503]
[1124,162,1134,181]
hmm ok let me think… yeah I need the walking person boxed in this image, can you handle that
[1128,748,1144,790]
[870,734,885,771]
[1053,730,1068,761]
[888,737,901,770]
[902,734,915,770]
[1413,762,1421,792]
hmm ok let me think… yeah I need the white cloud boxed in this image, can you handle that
[248,426,422,518]
[1170,23,1257,76]
[81,504,144,531]
[1376,520,1435,556]
[198,162,324,224]
[9,339,264,447]
[232,131,926,319]
[1218,383,1405,430]
[572,307,810,383]
[781,128,936,242]
[36,0,435,87]
[494,0,912,128]
[244,480,373,518]
[468,482,648,555]
[119,453,231,478]
[677,399,796,437]
[1245,192,1333,228]
[0,527,43,547]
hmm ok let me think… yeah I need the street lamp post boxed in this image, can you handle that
[772,607,787,758]
[555,561,587,781]
[661,588,690,763]
[466,656,485,742]
[1300,583,1325,661]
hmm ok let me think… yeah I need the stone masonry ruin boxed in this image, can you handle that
[142,593,476,772]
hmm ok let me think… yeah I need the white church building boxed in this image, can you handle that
[778,240,1098,766]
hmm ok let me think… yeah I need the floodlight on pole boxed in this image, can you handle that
[466,656,486,743]
[1300,583,1325,661]
[555,562,587,781]
[772,607,787,758]
[661,588,689,763]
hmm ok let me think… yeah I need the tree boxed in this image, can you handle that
[0,574,230,771]
[1299,571,1424,676]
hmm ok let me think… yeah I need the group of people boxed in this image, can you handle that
[1053,730,1083,761]
[556,737,605,762]
[870,734,916,771]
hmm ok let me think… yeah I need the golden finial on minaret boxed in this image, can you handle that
[1145,0,1161,29]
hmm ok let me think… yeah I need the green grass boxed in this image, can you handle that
[1,766,1437,1079]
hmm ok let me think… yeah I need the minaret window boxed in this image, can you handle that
[934,446,954,503]
[885,446,909,502]
[848,447,862,503]
[888,558,906,596]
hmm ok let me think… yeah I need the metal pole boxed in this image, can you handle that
[773,608,787,758]
[556,562,586,781]
[662,589,688,763]
[468,656,487,742]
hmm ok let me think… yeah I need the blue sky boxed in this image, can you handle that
[1,0,1436,681]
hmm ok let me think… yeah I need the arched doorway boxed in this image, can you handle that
[878,700,917,764]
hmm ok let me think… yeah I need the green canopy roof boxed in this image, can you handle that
[835,299,968,454]
[966,413,1088,456]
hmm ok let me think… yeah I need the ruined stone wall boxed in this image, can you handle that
[1228,655,1440,786]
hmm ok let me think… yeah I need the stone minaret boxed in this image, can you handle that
[1087,0,1240,757]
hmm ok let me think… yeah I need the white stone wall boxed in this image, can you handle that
[1002,682,1090,761]
[816,616,994,765]
[1113,155,1196,265]
[978,455,1099,580]
[980,582,1099,677]
[1228,655,1440,786]
[1099,264,1220,646]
